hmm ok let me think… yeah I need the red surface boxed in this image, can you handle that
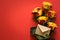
[0,0,60,40]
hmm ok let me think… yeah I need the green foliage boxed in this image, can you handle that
[43,22,48,26]
[48,18,54,22]
[35,34,50,40]
[33,16,39,22]
[30,27,36,35]
[50,30,55,35]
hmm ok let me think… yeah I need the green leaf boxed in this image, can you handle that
[43,22,48,27]
[30,27,36,35]
[35,34,49,40]
[33,16,39,22]
[45,34,50,39]
[50,30,54,35]
[48,18,55,22]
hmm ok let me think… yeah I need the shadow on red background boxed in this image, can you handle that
[0,0,60,40]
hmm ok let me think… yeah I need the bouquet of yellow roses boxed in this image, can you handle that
[30,2,57,40]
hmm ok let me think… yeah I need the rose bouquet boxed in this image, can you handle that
[30,2,57,40]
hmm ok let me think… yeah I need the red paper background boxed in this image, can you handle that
[0,0,60,40]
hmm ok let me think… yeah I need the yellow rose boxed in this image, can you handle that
[47,22,57,30]
[32,7,42,16]
[37,16,48,24]
[48,10,56,18]
[46,10,56,18]
[42,2,52,10]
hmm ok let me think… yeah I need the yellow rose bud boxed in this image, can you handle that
[32,7,39,12]
[48,10,56,18]
[47,22,57,30]
[42,2,52,10]
[32,7,42,16]
[37,16,48,24]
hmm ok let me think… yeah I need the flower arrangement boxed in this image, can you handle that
[30,2,57,40]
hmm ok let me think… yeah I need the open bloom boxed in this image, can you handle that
[47,22,57,30]
[42,2,52,10]
[32,7,42,16]
[46,10,56,18]
[37,16,48,24]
